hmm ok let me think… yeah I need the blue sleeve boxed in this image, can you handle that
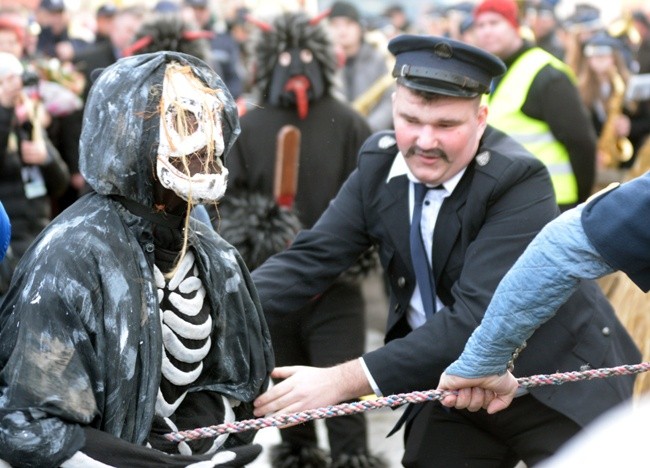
[445,205,614,378]
[0,202,9,261]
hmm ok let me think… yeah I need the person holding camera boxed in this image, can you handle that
[0,45,69,295]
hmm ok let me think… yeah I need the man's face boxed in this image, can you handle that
[96,16,114,37]
[474,12,520,59]
[525,7,555,40]
[110,13,142,51]
[392,85,488,186]
[0,29,22,57]
[44,10,67,34]
[327,16,362,54]
[189,6,211,29]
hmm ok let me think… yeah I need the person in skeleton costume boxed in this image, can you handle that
[220,11,384,468]
[0,51,273,467]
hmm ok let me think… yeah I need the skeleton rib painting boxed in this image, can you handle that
[0,51,273,468]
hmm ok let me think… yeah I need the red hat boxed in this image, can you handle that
[474,0,520,30]
[0,16,25,45]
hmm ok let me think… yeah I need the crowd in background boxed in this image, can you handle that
[1,0,650,268]
[1,0,650,466]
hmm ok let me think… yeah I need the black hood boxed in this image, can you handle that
[79,51,241,206]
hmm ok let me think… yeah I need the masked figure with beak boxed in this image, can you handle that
[220,11,384,468]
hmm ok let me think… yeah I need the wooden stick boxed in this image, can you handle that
[274,125,301,209]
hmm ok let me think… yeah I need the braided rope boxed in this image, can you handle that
[165,361,650,443]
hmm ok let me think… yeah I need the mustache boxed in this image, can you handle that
[405,146,449,162]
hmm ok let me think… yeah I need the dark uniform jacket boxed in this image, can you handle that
[582,172,650,292]
[253,126,640,429]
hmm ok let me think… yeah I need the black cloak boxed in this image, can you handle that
[0,52,273,467]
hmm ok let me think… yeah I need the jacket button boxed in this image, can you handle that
[397,277,406,288]
[393,304,399,312]
[144,243,155,253]
[601,327,611,336]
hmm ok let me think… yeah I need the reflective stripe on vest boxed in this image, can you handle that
[486,48,578,205]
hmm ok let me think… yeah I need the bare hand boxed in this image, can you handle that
[71,172,86,191]
[55,41,75,62]
[615,114,631,138]
[20,139,48,165]
[253,362,371,417]
[437,371,518,414]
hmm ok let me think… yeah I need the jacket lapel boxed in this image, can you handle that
[380,174,411,267]
[432,168,472,280]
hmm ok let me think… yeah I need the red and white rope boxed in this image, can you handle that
[165,361,650,443]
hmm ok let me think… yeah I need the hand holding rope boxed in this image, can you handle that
[164,361,650,443]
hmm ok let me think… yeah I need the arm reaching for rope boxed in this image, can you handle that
[435,190,631,414]
[253,360,373,417]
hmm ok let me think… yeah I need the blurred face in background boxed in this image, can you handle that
[327,16,363,57]
[585,47,616,79]
[474,11,522,59]
[525,7,556,42]
[110,11,142,51]
[96,14,114,38]
[42,10,68,34]
[0,28,22,57]
[188,5,211,29]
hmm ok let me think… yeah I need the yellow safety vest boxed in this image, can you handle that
[486,48,578,205]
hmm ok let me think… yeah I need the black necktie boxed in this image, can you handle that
[410,183,436,318]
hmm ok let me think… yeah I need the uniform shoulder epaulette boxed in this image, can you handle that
[474,126,544,178]
[360,130,398,155]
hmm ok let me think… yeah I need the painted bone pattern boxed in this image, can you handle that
[153,251,236,453]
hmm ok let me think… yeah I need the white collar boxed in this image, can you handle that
[387,151,466,194]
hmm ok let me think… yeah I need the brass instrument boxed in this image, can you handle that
[352,73,394,117]
[31,57,86,97]
[598,69,634,169]
[608,13,641,48]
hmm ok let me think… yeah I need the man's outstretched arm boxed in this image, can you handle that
[253,360,372,416]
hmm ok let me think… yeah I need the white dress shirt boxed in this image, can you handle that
[360,152,465,395]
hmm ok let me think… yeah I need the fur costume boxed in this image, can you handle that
[251,11,339,109]
[219,11,384,468]
[125,15,212,62]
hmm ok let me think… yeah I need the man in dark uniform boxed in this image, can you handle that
[251,34,640,467]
